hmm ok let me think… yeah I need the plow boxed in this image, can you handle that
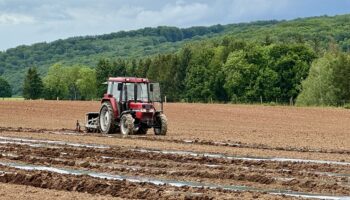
[85,77,167,135]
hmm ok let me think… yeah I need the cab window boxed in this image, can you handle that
[112,82,121,101]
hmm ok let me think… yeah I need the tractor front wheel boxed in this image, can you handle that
[154,114,167,135]
[98,102,115,134]
[120,114,134,135]
[135,126,148,135]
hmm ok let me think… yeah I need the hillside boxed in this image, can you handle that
[1,14,350,95]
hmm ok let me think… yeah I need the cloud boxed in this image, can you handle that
[0,0,350,50]
[0,13,35,25]
[58,1,209,30]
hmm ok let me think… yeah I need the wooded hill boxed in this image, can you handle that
[1,14,350,95]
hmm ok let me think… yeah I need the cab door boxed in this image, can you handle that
[109,82,122,118]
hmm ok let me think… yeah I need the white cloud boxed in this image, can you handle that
[0,13,35,25]
[0,0,350,50]
[58,1,209,30]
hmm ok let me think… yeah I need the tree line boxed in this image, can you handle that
[2,14,350,96]
[296,50,350,106]
[21,64,96,100]
[17,36,350,106]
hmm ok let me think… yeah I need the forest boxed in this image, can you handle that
[1,14,350,106]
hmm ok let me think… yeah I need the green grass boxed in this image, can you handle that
[0,97,25,101]
[344,103,350,109]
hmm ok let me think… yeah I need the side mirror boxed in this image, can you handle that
[117,83,123,91]
[150,84,153,92]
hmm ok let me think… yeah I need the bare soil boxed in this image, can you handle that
[0,100,349,199]
[0,101,349,151]
[0,143,348,195]
[0,182,121,200]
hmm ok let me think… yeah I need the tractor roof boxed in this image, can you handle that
[108,77,149,83]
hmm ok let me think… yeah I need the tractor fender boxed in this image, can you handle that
[101,97,119,118]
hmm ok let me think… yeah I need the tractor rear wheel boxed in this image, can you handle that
[154,114,167,135]
[98,102,115,134]
[120,114,134,135]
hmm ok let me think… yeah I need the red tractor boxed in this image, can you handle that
[85,77,167,135]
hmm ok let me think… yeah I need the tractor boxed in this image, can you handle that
[85,77,167,135]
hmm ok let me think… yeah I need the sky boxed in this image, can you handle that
[1,0,350,50]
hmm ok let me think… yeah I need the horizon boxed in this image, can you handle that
[1,0,350,51]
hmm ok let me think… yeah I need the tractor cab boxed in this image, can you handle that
[105,77,161,114]
[85,77,167,136]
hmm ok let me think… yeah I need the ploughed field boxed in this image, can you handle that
[0,101,349,200]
